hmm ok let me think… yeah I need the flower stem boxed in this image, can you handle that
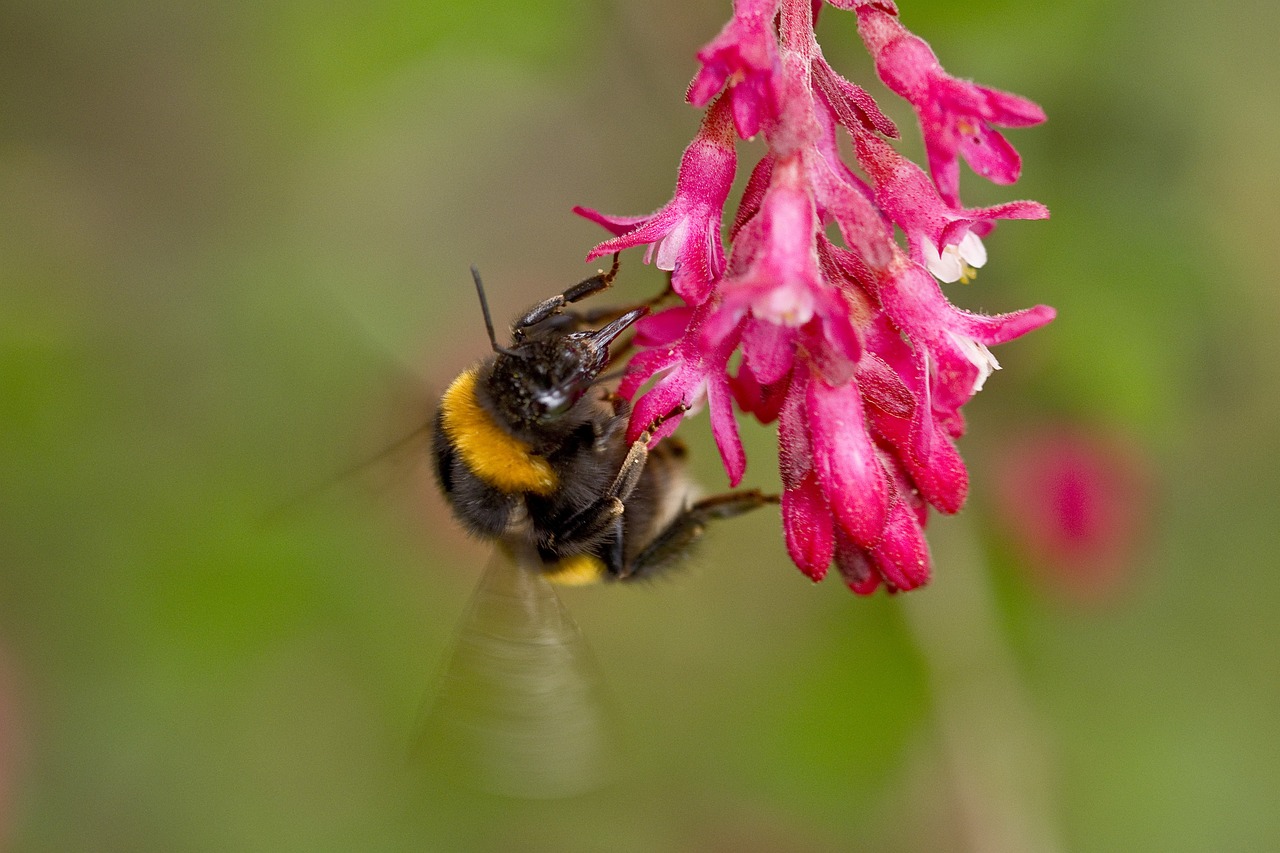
[778,0,815,53]
[901,516,1064,853]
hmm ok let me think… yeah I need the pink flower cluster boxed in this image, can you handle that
[575,0,1052,593]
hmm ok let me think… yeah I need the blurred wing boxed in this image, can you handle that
[262,420,434,525]
[414,546,619,799]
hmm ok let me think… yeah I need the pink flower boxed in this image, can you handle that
[576,0,1051,593]
[851,128,1048,281]
[686,0,783,139]
[993,429,1152,601]
[574,98,738,304]
[856,6,1046,206]
[619,302,748,486]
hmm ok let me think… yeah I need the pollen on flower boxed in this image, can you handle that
[576,0,1051,594]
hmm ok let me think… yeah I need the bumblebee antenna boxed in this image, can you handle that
[470,265,519,357]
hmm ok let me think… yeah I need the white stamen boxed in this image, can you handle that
[923,238,963,283]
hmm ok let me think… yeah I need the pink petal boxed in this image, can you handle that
[618,346,679,400]
[707,371,746,486]
[672,219,723,304]
[807,375,890,547]
[834,529,881,595]
[954,302,1057,347]
[812,56,898,138]
[728,76,775,140]
[783,473,834,581]
[687,0,781,113]
[696,301,748,353]
[634,306,693,349]
[805,287,864,385]
[807,150,896,270]
[856,353,915,419]
[572,205,649,238]
[957,122,1023,186]
[741,318,796,385]
[936,199,1048,250]
[730,359,788,424]
[867,498,931,591]
[974,82,1046,127]
[777,376,812,490]
[581,205,684,262]
[827,0,898,13]
[871,408,968,514]
[876,261,1055,386]
[731,155,774,240]
[628,368,697,445]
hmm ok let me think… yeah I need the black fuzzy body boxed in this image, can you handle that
[432,267,771,582]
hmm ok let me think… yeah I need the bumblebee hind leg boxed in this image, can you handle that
[618,490,779,582]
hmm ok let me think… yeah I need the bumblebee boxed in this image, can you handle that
[431,256,775,585]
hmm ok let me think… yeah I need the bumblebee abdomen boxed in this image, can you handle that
[438,369,559,496]
[542,553,607,586]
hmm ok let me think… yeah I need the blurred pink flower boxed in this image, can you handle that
[993,429,1151,600]
[577,0,1050,592]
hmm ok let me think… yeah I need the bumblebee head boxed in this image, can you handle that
[485,308,646,431]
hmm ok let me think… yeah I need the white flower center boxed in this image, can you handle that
[753,282,815,327]
[924,232,987,283]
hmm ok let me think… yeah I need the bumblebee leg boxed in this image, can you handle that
[602,514,626,577]
[514,257,677,342]
[538,403,688,557]
[573,280,674,325]
[512,254,621,339]
[537,496,625,560]
[618,490,779,581]
[604,402,690,501]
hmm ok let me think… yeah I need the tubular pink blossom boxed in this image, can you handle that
[575,98,738,304]
[807,374,889,547]
[576,0,1051,593]
[865,492,932,591]
[687,0,783,139]
[851,128,1048,272]
[856,5,1045,206]
[621,303,749,485]
[784,473,836,581]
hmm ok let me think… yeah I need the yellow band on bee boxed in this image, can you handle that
[543,553,607,586]
[439,369,558,495]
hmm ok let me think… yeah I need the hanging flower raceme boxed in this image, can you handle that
[577,0,1052,594]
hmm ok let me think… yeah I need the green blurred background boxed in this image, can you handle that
[2,0,1277,850]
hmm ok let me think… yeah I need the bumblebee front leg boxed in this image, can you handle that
[619,490,780,581]
[572,278,674,326]
[512,253,621,341]
[537,403,688,565]
[514,257,677,342]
